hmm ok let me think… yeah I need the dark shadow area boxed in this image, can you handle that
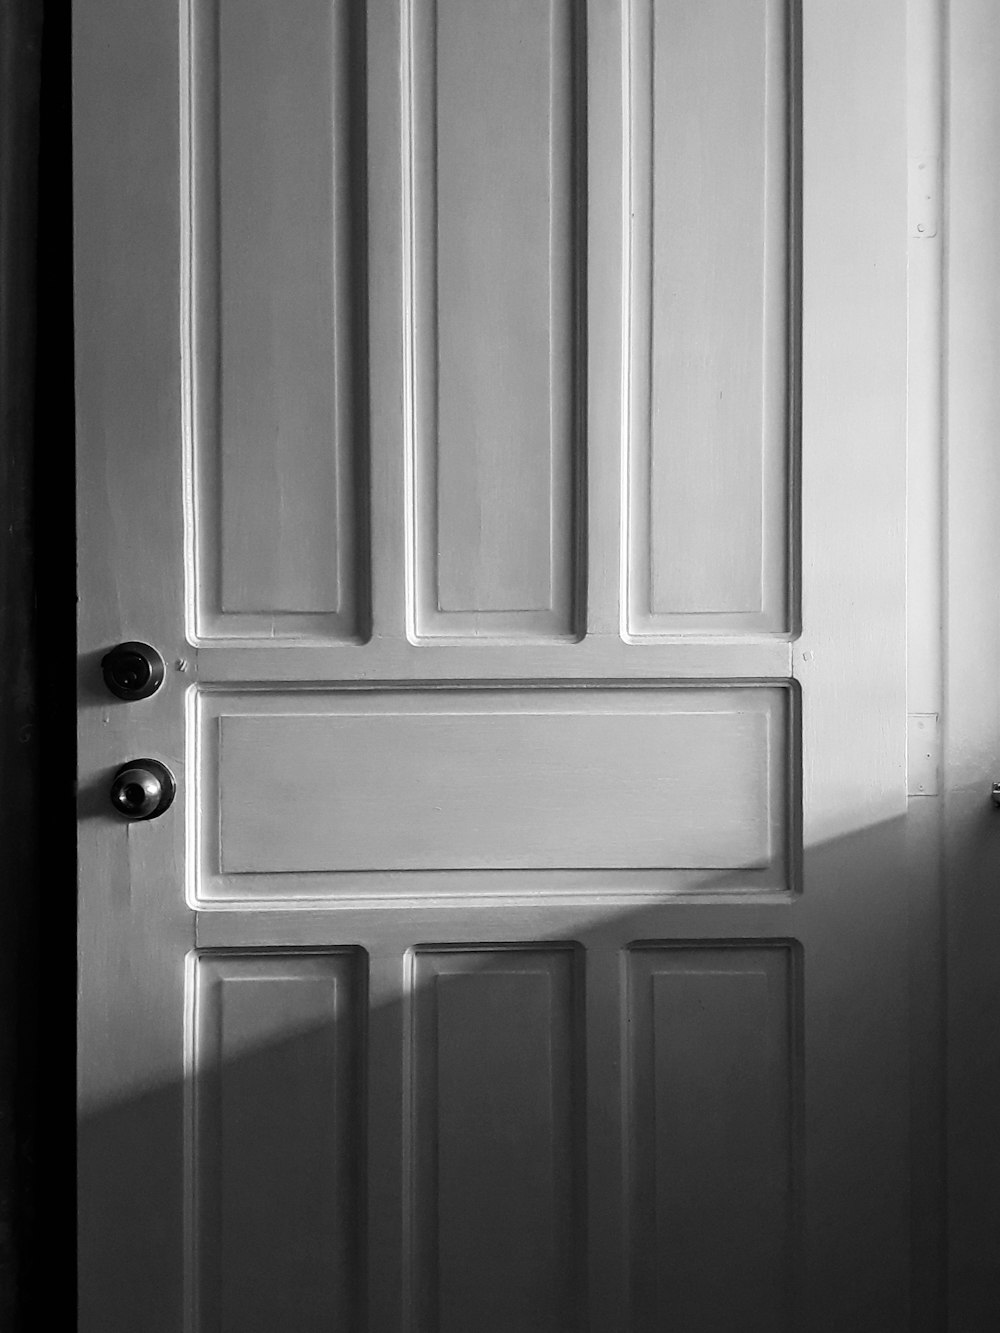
[76,816,957,1333]
[0,0,75,1325]
[942,780,1000,1331]
[0,0,43,1323]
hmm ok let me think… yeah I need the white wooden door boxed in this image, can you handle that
[76,3,922,1329]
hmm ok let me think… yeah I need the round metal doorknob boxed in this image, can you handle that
[101,641,165,701]
[109,758,176,821]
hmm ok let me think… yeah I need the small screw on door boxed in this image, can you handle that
[101,642,166,701]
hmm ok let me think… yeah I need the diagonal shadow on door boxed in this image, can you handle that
[75,813,958,1333]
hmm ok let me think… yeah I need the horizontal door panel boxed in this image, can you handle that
[193,686,795,902]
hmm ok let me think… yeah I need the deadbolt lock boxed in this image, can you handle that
[101,641,165,701]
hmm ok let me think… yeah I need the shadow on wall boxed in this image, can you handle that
[76,816,965,1333]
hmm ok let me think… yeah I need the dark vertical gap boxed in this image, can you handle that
[0,0,43,1324]
[25,0,74,1324]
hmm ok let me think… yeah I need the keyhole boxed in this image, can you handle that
[114,655,150,691]
[110,759,175,822]
[122,783,147,809]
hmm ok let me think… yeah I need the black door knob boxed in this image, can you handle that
[109,759,176,821]
[101,642,165,701]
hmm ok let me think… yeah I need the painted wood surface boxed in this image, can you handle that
[192,0,366,640]
[627,944,796,1330]
[945,5,1000,1326]
[75,3,922,1330]
[193,952,363,1330]
[207,686,785,876]
[408,948,584,1330]
[626,0,792,637]
[410,0,581,640]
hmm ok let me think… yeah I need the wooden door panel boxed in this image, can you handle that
[410,0,582,641]
[187,935,800,1331]
[197,685,791,894]
[191,0,367,641]
[193,952,365,1330]
[409,947,584,1331]
[627,943,797,1330]
[625,0,792,637]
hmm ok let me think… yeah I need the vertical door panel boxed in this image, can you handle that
[627,944,798,1331]
[625,0,792,635]
[192,0,367,640]
[193,952,365,1330]
[408,0,583,640]
[408,947,585,1331]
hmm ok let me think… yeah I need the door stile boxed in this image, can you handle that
[75,0,191,1327]
[945,2,1000,1325]
[797,1,910,1324]
[583,944,629,1332]
[584,0,625,641]
[367,949,408,1330]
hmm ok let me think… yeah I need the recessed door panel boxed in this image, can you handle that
[192,952,365,1330]
[407,947,585,1331]
[190,0,367,640]
[407,0,583,641]
[196,686,793,901]
[627,943,798,1330]
[625,0,793,635]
